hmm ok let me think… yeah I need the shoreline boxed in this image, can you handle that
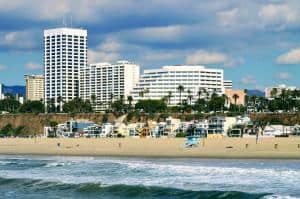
[1,137,300,159]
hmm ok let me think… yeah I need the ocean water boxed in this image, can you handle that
[0,156,299,199]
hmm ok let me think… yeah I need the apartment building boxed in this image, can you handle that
[44,27,87,109]
[24,75,44,101]
[80,60,140,111]
[265,84,296,99]
[131,65,224,105]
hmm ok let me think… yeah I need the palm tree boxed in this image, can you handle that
[57,95,63,112]
[232,93,239,112]
[127,96,133,109]
[222,94,229,109]
[197,88,203,101]
[167,91,172,105]
[49,98,55,113]
[232,94,239,106]
[187,89,193,105]
[144,88,150,99]
[270,88,278,99]
[120,95,125,104]
[91,94,96,105]
[139,90,145,100]
[177,85,185,105]
[109,93,114,111]
[203,89,209,101]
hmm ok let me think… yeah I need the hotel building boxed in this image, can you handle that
[44,28,87,109]
[131,65,224,105]
[80,60,140,111]
[24,75,44,101]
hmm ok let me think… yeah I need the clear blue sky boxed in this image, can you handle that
[0,0,300,91]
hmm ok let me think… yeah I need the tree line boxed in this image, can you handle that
[1,86,300,115]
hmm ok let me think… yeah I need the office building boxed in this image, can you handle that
[25,75,44,101]
[44,27,87,109]
[131,65,224,105]
[265,84,296,99]
[223,80,233,89]
[80,60,140,111]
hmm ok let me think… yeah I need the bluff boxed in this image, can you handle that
[0,113,116,135]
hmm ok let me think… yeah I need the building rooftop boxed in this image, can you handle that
[44,27,87,36]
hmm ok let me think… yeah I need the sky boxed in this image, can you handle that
[0,0,300,90]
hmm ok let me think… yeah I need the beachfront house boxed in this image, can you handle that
[100,123,114,137]
[263,125,292,137]
[51,119,96,138]
[207,117,236,138]
[292,125,300,136]
[83,124,102,138]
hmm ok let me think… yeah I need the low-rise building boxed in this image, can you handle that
[225,89,246,106]
[265,84,296,99]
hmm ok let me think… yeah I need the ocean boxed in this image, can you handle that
[0,156,299,199]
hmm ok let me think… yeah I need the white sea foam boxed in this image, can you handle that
[0,156,299,198]
[264,195,300,199]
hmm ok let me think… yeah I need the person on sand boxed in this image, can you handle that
[57,143,61,148]
[256,132,259,144]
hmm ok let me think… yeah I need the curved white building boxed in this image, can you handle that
[131,65,224,105]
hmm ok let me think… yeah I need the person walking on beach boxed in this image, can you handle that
[256,132,259,144]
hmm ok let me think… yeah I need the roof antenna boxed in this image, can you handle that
[63,15,66,27]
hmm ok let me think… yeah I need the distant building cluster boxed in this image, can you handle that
[265,84,296,99]
[16,27,295,111]
[19,26,233,111]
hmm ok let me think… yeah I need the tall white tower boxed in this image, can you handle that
[44,28,87,109]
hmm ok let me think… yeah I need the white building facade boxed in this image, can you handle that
[223,80,233,89]
[265,84,297,99]
[80,60,140,111]
[44,28,87,108]
[131,65,224,105]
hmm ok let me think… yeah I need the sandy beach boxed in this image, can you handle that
[0,137,300,159]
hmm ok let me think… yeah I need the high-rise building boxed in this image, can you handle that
[44,28,87,109]
[223,80,233,89]
[24,75,44,101]
[131,65,224,105]
[80,60,140,111]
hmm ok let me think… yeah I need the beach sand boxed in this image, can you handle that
[1,137,300,158]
